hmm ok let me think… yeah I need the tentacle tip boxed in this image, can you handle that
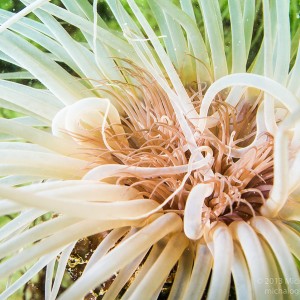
[259,203,278,218]
[184,227,203,241]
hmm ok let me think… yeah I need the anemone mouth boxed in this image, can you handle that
[72,65,275,226]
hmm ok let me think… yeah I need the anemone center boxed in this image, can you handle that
[94,70,274,224]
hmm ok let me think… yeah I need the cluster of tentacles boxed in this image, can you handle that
[62,67,275,298]
[73,66,274,226]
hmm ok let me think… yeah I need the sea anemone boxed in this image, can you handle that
[0,0,299,299]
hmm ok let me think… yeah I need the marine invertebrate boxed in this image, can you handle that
[0,0,299,299]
